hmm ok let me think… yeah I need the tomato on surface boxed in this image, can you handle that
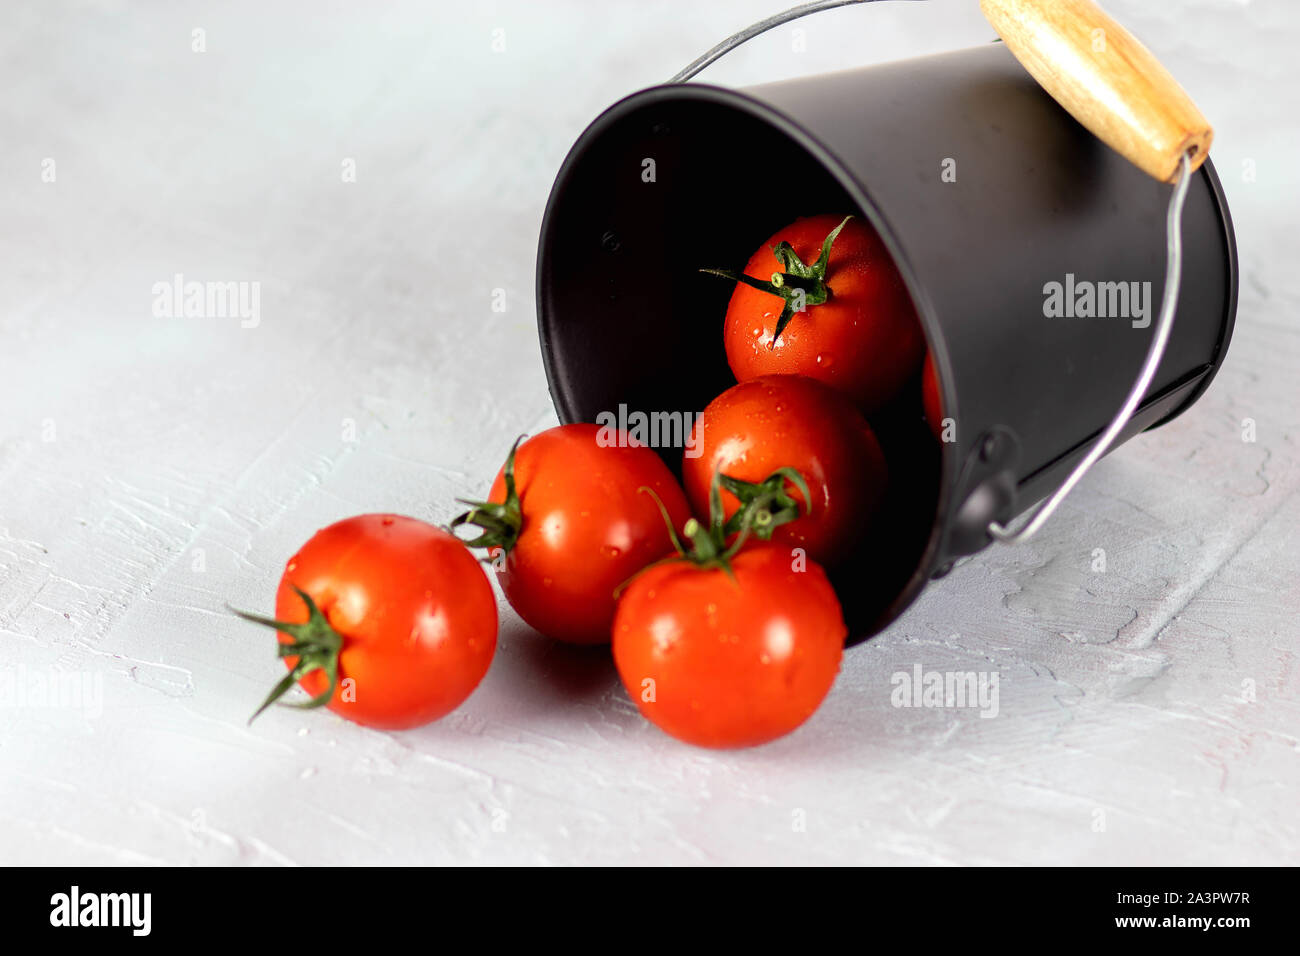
[454,424,692,645]
[236,514,497,730]
[682,375,887,568]
[921,349,944,441]
[711,214,925,414]
[613,540,845,749]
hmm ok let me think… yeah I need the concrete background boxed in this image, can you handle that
[0,0,1296,865]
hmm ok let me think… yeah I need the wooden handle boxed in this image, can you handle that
[981,0,1212,183]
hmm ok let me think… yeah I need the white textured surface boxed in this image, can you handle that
[1,0,1296,865]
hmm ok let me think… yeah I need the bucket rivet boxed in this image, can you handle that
[600,230,622,254]
[980,434,1000,462]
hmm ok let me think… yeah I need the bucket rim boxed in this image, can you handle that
[535,80,955,635]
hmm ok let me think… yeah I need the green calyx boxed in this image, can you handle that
[642,466,811,578]
[717,467,810,541]
[701,215,852,345]
[448,436,524,558]
[230,586,343,724]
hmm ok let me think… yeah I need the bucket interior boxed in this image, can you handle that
[538,90,942,644]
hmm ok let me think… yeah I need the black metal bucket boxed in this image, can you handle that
[535,41,1238,645]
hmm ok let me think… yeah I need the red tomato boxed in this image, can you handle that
[237,514,497,730]
[682,375,887,568]
[921,349,944,441]
[718,214,924,414]
[462,424,691,645]
[613,541,845,748]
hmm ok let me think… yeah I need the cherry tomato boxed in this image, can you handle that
[682,375,887,568]
[717,214,925,414]
[921,349,944,441]
[237,514,497,730]
[613,541,845,748]
[458,424,692,645]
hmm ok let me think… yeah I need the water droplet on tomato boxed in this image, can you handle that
[816,353,835,368]
[601,545,622,559]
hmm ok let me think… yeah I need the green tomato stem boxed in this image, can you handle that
[700,215,852,345]
[642,466,813,576]
[448,436,525,557]
[229,586,343,723]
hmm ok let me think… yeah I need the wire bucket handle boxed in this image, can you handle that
[673,0,1213,546]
